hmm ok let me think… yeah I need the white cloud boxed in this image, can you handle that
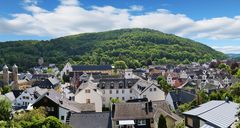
[2,0,240,42]
[22,0,37,4]
[212,46,240,54]
[129,5,143,11]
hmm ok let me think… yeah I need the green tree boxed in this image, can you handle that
[0,98,12,121]
[111,98,121,103]
[209,91,221,100]
[235,69,240,78]
[158,114,167,128]
[1,86,11,95]
[175,121,185,128]
[196,90,209,105]
[157,76,172,93]
[114,61,127,69]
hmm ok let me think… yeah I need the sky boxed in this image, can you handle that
[0,0,240,53]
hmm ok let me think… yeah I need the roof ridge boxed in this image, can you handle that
[197,101,226,116]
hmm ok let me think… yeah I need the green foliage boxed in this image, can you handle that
[62,73,70,83]
[157,76,172,93]
[218,63,231,74]
[111,98,121,103]
[0,28,227,71]
[178,102,193,112]
[235,69,240,78]
[7,108,71,128]
[158,114,167,128]
[175,121,185,128]
[0,98,12,121]
[0,86,12,95]
[113,61,127,69]
[230,83,240,103]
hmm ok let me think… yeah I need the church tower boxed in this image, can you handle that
[12,64,18,84]
[3,65,9,85]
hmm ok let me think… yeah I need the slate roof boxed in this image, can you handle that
[183,100,239,128]
[98,78,139,89]
[69,112,112,128]
[72,65,112,71]
[112,100,177,121]
[168,90,196,109]
[33,89,80,113]
[32,77,60,89]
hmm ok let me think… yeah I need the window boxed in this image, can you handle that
[116,90,119,94]
[85,89,91,93]
[110,90,112,94]
[137,120,146,126]
[110,97,112,100]
[130,89,132,93]
[26,96,29,99]
[122,90,124,94]
[150,88,152,92]
[154,88,157,91]
[143,95,146,98]
[130,97,132,100]
[122,97,125,100]
[61,116,64,120]
[86,99,91,104]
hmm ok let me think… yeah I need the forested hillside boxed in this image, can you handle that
[0,28,227,71]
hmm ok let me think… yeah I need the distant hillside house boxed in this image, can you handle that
[183,100,239,128]
[60,62,113,78]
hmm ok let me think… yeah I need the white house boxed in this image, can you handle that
[167,74,174,86]
[74,81,103,112]
[74,73,165,110]
[131,79,165,101]
[14,86,47,108]
[60,62,73,78]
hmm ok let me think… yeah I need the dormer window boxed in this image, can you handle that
[128,81,132,88]
[101,82,105,89]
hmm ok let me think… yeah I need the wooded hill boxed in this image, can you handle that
[0,28,227,71]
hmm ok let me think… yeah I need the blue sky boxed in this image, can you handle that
[0,0,240,53]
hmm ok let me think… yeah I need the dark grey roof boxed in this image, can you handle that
[169,90,196,109]
[32,77,59,89]
[98,78,139,89]
[69,112,112,128]
[72,65,112,71]
[33,89,80,112]
[112,100,172,120]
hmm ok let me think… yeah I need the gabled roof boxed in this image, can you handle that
[72,65,112,71]
[69,112,112,128]
[32,89,80,113]
[168,90,196,108]
[183,100,239,128]
[112,100,176,121]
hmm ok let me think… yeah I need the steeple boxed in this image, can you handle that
[3,65,9,85]
[12,64,18,90]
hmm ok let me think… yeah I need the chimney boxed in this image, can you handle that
[112,104,115,118]
[59,99,63,104]
[225,97,229,103]
[148,100,153,112]
[145,102,148,114]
